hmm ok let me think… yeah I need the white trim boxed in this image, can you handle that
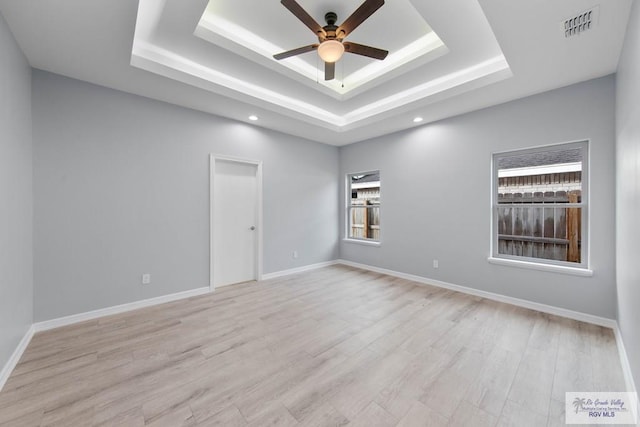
[131,39,510,129]
[33,287,210,333]
[487,257,593,276]
[210,154,264,291]
[352,181,380,190]
[0,325,35,392]
[337,259,615,328]
[342,238,382,247]
[614,324,639,397]
[261,260,338,281]
[498,162,582,178]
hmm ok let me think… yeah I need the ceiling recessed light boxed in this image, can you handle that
[248,115,258,121]
[413,117,423,123]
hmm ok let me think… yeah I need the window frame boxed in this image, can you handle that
[490,140,590,273]
[344,170,381,245]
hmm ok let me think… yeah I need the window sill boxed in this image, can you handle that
[343,238,381,247]
[487,257,593,276]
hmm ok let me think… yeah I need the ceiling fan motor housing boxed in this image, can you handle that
[323,12,339,40]
[324,12,337,25]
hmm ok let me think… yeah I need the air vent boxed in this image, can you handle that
[563,6,599,38]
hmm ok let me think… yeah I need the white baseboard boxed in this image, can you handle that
[33,287,211,333]
[614,325,639,398]
[0,325,35,392]
[261,260,338,280]
[337,259,617,329]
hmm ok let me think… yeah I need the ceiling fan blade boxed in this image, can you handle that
[337,0,384,39]
[343,42,388,60]
[273,44,318,60]
[325,61,335,81]
[280,0,325,38]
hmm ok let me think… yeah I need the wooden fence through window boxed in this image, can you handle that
[350,200,380,240]
[497,190,581,263]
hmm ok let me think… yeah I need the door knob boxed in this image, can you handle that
[250,226,256,230]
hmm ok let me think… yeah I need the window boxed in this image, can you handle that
[347,171,380,242]
[492,141,588,270]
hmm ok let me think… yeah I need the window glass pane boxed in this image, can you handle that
[350,173,380,203]
[494,143,585,266]
[348,171,380,241]
[497,206,581,263]
[349,207,380,240]
[497,147,582,171]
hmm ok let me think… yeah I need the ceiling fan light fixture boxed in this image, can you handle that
[317,40,345,63]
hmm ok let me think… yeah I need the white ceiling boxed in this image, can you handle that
[195,0,442,96]
[0,0,633,146]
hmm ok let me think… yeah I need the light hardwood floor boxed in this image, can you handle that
[0,265,627,426]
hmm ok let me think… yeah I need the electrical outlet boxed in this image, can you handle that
[293,250,299,259]
[433,260,439,269]
[142,273,151,285]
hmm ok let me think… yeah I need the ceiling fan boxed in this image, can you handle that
[273,0,389,81]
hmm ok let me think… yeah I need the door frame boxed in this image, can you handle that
[210,154,263,291]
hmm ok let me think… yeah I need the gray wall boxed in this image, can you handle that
[33,71,339,321]
[0,12,33,370]
[616,0,640,392]
[340,76,616,319]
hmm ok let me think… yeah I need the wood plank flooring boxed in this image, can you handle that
[0,265,627,426]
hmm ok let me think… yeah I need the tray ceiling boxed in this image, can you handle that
[0,0,633,145]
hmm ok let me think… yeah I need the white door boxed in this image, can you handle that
[212,158,260,288]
